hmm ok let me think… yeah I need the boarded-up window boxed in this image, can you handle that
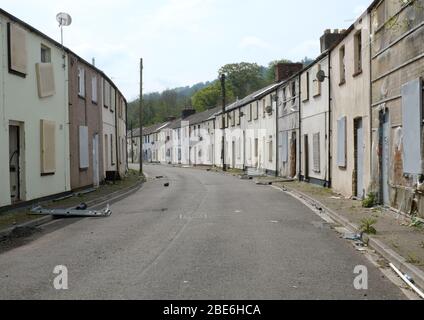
[313,133,320,172]
[402,78,423,174]
[36,63,55,98]
[79,126,89,169]
[78,67,85,97]
[40,120,56,174]
[254,102,259,120]
[111,87,116,112]
[339,46,346,84]
[354,31,362,74]
[92,76,98,103]
[104,81,110,108]
[236,109,240,125]
[110,134,115,165]
[313,64,322,97]
[337,116,347,167]
[268,136,273,162]
[301,72,309,102]
[8,23,27,76]
[281,131,288,163]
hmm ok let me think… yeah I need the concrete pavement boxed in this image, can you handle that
[0,165,407,299]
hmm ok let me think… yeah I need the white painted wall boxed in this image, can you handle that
[0,15,70,207]
[300,55,330,185]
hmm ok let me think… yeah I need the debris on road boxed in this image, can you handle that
[29,204,112,218]
[156,176,164,179]
[164,183,170,187]
[390,263,424,299]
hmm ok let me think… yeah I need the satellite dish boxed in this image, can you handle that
[316,70,327,83]
[56,13,72,27]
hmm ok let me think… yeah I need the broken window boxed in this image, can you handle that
[41,45,51,63]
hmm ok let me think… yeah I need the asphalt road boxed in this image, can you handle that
[0,164,406,299]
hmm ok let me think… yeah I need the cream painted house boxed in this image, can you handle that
[330,14,371,199]
[300,53,331,187]
[0,10,71,208]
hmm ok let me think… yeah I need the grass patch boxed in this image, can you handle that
[362,192,377,208]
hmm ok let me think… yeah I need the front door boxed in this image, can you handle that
[9,125,20,203]
[232,141,236,169]
[93,134,99,187]
[290,132,297,178]
[382,112,390,205]
[355,118,364,199]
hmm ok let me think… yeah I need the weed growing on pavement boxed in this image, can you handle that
[359,217,378,235]
[406,253,422,265]
[362,193,377,208]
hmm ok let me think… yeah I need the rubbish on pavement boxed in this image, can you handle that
[76,203,88,210]
[330,196,342,200]
[343,233,362,241]
[389,263,424,299]
[30,204,112,218]
[156,176,164,179]
[164,183,170,187]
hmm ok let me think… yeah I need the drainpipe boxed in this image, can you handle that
[369,14,373,200]
[328,54,332,188]
[221,74,227,171]
[275,89,279,177]
[114,91,119,180]
[298,74,302,181]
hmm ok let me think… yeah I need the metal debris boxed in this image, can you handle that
[30,204,112,218]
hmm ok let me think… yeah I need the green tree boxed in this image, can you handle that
[218,62,265,99]
[191,81,234,112]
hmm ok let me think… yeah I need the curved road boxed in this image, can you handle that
[0,165,406,299]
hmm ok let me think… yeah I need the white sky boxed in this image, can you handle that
[1,0,369,100]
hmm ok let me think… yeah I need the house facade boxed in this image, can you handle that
[0,10,71,208]
[370,0,424,216]
[300,48,333,187]
[330,14,372,199]
[276,65,303,179]
[68,52,103,190]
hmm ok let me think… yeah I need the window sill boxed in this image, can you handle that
[339,80,346,86]
[78,94,86,100]
[104,105,109,109]
[92,101,98,105]
[41,172,55,177]
[9,69,27,78]
[353,69,362,78]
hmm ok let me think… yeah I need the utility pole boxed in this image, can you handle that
[139,58,143,175]
[130,121,134,164]
[221,74,227,171]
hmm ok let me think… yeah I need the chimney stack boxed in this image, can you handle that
[181,108,196,119]
[275,63,304,83]
[320,29,345,53]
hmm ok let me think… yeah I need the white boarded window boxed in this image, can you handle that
[281,131,288,163]
[313,64,322,97]
[313,133,320,172]
[8,23,27,76]
[79,126,89,169]
[78,67,85,97]
[337,116,347,167]
[40,120,56,174]
[268,136,273,162]
[92,76,98,103]
[104,81,110,108]
[36,63,55,98]
[402,78,423,174]
[301,72,309,102]
[111,87,116,112]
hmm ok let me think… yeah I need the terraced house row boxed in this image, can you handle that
[0,9,127,210]
[131,0,424,218]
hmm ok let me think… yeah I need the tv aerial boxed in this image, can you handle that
[56,12,72,48]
